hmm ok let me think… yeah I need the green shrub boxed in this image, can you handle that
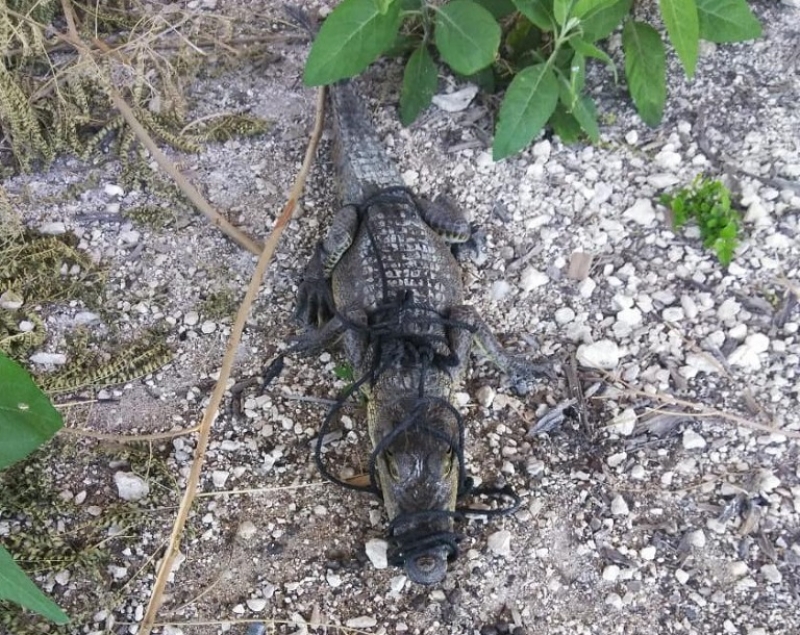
[304,0,762,159]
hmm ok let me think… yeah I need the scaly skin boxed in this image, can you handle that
[295,82,543,585]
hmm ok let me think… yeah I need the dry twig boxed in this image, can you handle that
[136,86,327,635]
[597,372,800,439]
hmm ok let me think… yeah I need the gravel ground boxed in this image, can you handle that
[3,1,800,634]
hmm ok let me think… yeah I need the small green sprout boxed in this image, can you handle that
[660,175,740,266]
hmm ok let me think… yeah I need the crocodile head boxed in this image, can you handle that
[369,396,461,585]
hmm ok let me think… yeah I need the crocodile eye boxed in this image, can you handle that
[442,448,455,477]
[384,449,400,481]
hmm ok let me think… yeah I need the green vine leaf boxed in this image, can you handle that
[0,353,63,470]
[569,36,618,82]
[553,0,572,27]
[475,0,517,19]
[622,20,667,126]
[0,546,69,624]
[435,0,501,75]
[575,0,632,41]
[512,0,555,32]
[400,46,439,125]
[304,0,403,85]
[696,0,762,43]
[659,0,699,78]
[570,94,600,142]
[493,63,559,160]
[549,104,583,143]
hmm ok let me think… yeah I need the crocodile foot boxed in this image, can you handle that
[295,243,336,327]
[504,355,558,396]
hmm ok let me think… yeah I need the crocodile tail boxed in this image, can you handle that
[330,81,404,204]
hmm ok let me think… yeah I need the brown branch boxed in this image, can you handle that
[137,86,327,635]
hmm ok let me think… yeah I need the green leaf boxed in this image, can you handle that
[553,0,573,26]
[372,0,391,13]
[400,46,439,125]
[556,58,599,142]
[571,95,600,142]
[0,545,69,624]
[696,0,762,43]
[575,0,632,41]
[512,0,555,31]
[570,51,586,95]
[569,36,618,82]
[304,0,403,85]
[474,0,517,19]
[0,353,63,470]
[659,0,699,78]
[435,0,501,75]
[622,21,667,126]
[549,104,583,143]
[493,63,559,160]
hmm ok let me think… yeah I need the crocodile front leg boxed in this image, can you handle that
[417,195,471,243]
[418,195,486,265]
[295,205,359,327]
[447,305,555,393]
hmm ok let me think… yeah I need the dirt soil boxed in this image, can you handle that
[3,1,800,634]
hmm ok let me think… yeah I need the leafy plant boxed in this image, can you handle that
[660,175,739,265]
[304,0,762,159]
[0,353,68,624]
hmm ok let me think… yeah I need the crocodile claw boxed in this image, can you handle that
[450,224,487,266]
[506,356,557,396]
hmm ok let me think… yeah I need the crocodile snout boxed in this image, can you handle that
[404,547,449,585]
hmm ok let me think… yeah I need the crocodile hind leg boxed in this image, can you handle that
[447,305,555,394]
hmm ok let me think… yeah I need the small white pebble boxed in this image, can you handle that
[607,452,627,468]
[675,569,690,584]
[520,266,549,291]
[346,616,377,629]
[761,564,782,584]
[611,495,629,516]
[682,429,707,449]
[602,565,620,581]
[640,546,656,560]
[365,539,389,569]
[577,339,622,369]
[201,321,217,334]
[554,307,576,324]
[686,529,706,548]
[246,598,267,612]
[605,592,623,609]
[487,530,512,557]
[476,385,496,408]
[728,561,749,578]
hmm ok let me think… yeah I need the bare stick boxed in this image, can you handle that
[137,86,327,635]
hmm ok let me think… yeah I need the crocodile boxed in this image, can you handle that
[293,81,547,585]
